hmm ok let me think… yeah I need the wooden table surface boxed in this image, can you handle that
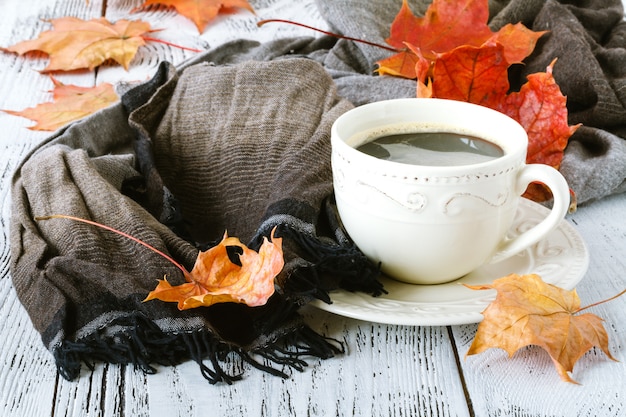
[1,1,625,416]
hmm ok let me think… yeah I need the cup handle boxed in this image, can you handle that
[489,164,570,264]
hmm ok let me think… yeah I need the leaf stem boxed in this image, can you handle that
[142,36,203,53]
[35,214,190,276]
[257,19,401,53]
[574,288,626,314]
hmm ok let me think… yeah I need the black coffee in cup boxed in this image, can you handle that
[356,131,504,166]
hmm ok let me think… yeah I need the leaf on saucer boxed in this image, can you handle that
[465,274,621,384]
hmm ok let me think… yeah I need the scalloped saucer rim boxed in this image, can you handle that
[311,198,589,326]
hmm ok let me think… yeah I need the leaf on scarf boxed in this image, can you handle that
[465,274,622,384]
[2,76,118,131]
[498,60,580,169]
[376,0,545,79]
[424,42,510,108]
[35,214,283,310]
[376,0,579,202]
[138,0,255,33]
[497,60,580,201]
[426,52,578,172]
[5,17,154,71]
[145,229,283,310]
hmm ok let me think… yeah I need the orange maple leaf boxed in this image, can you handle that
[422,42,510,108]
[376,0,577,202]
[376,0,545,79]
[426,51,578,172]
[465,274,621,384]
[139,0,255,33]
[35,214,284,310]
[5,17,153,72]
[2,76,118,131]
[144,229,283,310]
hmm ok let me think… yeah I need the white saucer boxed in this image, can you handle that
[311,198,589,326]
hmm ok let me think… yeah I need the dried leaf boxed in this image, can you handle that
[139,0,254,33]
[375,0,576,202]
[145,229,283,310]
[376,47,422,79]
[466,274,619,384]
[2,76,118,131]
[490,23,547,65]
[5,17,153,71]
[497,60,580,201]
[35,214,283,310]
[427,43,510,108]
[376,0,544,79]
[498,60,580,169]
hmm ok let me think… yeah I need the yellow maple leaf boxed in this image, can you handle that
[139,0,255,33]
[5,17,153,71]
[465,274,622,384]
[2,76,118,131]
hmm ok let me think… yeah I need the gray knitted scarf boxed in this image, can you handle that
[11,59,383,384]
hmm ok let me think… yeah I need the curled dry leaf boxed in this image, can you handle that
[138,0,255,33]
[2,76,118,131]
[144,229,283,310]
[35,215,283,310]
[465,274,621,384]
[5,17,153,71]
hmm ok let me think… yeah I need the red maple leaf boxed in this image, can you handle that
[377,0,545,79]
[377,0,577,202]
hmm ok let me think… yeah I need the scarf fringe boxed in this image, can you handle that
[274,225,386,302]
[53,313,344,385]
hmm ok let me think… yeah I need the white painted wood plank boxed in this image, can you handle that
[452,192,626,417]
[97,0,330,86]
[3,0,625,416]
[143,309,470,417]
[0,2,105,417]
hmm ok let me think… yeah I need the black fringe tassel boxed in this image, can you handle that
[53,312,344,385]
[274,225,386,302]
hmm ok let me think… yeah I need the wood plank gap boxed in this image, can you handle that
[118,364,127,417]
[448,326,475,417]
[51,371,60,417]
[101,0,107,18]
[94,0,109,82]
[101,363,108,417]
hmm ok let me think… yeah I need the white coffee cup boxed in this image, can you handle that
[331,98,570,285]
